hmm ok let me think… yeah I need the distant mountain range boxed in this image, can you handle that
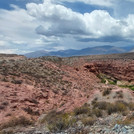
[25,45,134,58]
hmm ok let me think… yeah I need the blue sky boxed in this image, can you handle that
[0,0,134,54]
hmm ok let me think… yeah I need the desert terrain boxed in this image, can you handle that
[0,53,134,134]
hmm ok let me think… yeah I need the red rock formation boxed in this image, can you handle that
[84,60,134,82]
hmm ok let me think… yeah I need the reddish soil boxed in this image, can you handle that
[0,53,134,125]
[84,60,134,82]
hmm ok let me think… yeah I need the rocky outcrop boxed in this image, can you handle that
[84,60,134,82]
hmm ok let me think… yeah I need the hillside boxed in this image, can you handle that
[0,53,134,134]
[25,45,128,58]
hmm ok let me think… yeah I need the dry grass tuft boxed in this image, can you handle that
[0,116,33,130]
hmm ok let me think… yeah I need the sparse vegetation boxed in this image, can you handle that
[82,117,96,126]
[119,85,134,91]
[38,100,134,132]
[40,110,76,132]
[0,53,134,133]
[106,101,127,115]
[116,91,123,98]
[128,102,134,111]
[92,108,103,117]
[102,88,112,96]
[93,101,109,110]
[0,116,33,130]
[92,100,131,115]
[1,101,9,106]
[117,113,134,125]
[74,105,90,115]
[0,105,5,110]
[23,107,40,116]
[97,73,117,85]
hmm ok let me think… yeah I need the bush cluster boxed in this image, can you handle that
[0,116,33,130]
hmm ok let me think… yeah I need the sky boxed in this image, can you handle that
[0,0,134,54]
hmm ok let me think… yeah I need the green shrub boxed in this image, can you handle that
[119,85,134,91]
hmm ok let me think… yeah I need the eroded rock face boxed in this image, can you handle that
[84,60,134,82]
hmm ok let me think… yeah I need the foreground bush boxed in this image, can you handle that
[74,105,90,115]
[92,108,103,117]
[82,117,96,126]
[93,101,109,110]
[117,113,134,125]
[92,101,128,115]
[0,116,33,130]
[107,101,127,115]
[41,111,76,132]
[39,101,134,132]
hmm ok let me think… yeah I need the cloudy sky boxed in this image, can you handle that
[0,0,134,54]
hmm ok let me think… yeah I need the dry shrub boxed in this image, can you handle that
[82,117,96,126]
[116,91,123,98]
[117,113,134,125]
[102,88,112,96]
[92,100,128,115]
[91,98,98,105]
[23,107,39,116]
[117,119,132,125]
[0,130,14,134]
[115,101,127,112]
[128,102,134,111]
[0,116,33,130]
[74,105,90,116]
[92,109,103,117]
[107,101,127,115]
[41,110,76,132]
[93,101,109,110]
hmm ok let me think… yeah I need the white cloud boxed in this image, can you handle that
[27,1,86,36]
[0,0,134,54]
[0,41,6,46]
[0,49,18,54]
[0,4,61,53]
[26,1,122,38]
[0,6,38,42]
[122,14,134,40]
[55,0,114,7]
[25,0,134,47]
[56,0,134,7]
